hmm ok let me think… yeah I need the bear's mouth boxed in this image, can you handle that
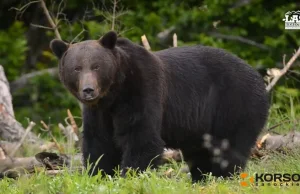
[84,96,97,101]
[81,96,100,105]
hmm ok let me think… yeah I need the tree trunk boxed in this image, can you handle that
[0,65,41,143]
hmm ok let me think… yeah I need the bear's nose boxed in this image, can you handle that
[83,87,94,95]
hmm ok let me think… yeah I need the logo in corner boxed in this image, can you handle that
[283,11,300,30]
[240,173,254,187]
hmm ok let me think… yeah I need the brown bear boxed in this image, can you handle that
[50,31,269,182]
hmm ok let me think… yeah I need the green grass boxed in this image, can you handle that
[1,105,300,194]
[2,153,300,194]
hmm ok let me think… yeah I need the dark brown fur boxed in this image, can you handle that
[50,31,269,182]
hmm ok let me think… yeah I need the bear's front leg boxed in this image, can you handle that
[113,106,165,176]
[82,106,122,177]
[120,131,165,176]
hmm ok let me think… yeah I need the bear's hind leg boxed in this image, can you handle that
[181,134,250,182]
[210,132,256,178]
[210,146,247,178]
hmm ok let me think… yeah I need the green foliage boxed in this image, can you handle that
[13,74,80,134]
[0,21,28,81]
[0,0,299,126]
[271,86,300,119]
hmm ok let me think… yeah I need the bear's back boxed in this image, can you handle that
[154,45,266,99]
[154,46,268,147]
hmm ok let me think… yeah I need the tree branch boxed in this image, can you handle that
[231,0,253,9]
[266,47,300,92]
[9,121,36,157]
[39,0,62,40]
[111,0,118,31]
[141,35,151,50]
[173,33,177,47]
[10,67,58,94]
[209,32,270,51]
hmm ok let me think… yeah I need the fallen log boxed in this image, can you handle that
[258,131,300,152]
[0,152,82,179]
[0,140,58,157]
[3,130,300,180]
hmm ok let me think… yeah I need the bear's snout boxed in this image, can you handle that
[79,72,100,104]
[80,84,99,102]
[82,86,95,98]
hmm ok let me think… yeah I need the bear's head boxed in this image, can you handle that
[50,31,121,105]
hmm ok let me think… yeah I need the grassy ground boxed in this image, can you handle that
[0,106,300,194]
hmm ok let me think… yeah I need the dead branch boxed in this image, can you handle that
[173,33,177,47]
[67,109,79,137]
[162,148,183,163]
[40,120,65,154]
[55,0,66,23]
[70,29,86,44]
[10,67,58,94]
[0,157,41,176]
[157,26,176,41]
[266,47,300,92]
[39,0,62,40]
[9,0,40,17]
[231,0,253,9]
[141,35,151,50]
[13,0,63,40]
[209,32,270,51]
[0,152,83,179]
[111,0,118,30]
[259,132,300,151]
[58,123,76,142]
[213,20,221,29]
[0,141,22,156]
[30,23,54,30]
[0,147,6,160]
[250,145,264,158]
[66,109,81,150]
[39,142,57,151]
[10,121,36,157]
[0,140,58,158]
[0,149,184,179]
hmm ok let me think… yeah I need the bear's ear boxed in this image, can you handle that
[50,39,69,59]
[99,31,117,49]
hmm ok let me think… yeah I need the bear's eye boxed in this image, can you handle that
[74,66,82,72]
[92,65,100,71]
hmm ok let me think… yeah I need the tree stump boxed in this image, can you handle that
[0,65,40,143]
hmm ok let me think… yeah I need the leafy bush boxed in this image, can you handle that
[0,21,28,81]
[0,0,299,126]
